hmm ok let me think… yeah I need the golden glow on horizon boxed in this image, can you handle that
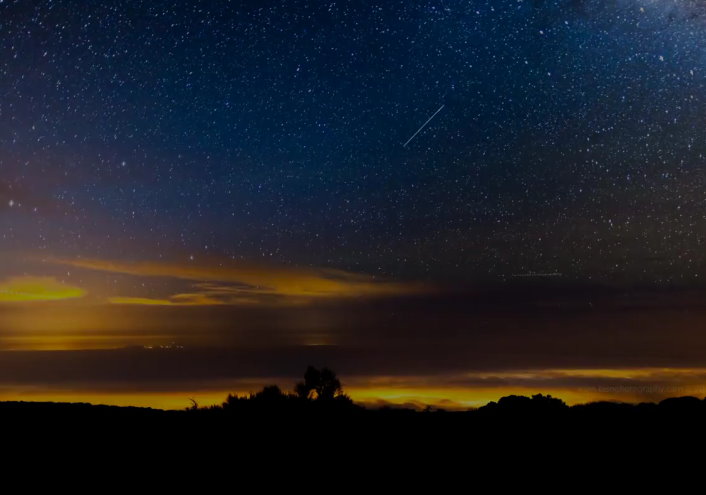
[0,276,85,302]
[529,368,706,379]
[0,254,430,351]
[346,386,604,409]
[2,257,705,409]
[456,368,706,380]
[3,368,706,410]
[53,257,429,303]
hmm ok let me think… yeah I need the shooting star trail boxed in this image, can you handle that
[403,104,445,148]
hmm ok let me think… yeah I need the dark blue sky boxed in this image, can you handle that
[7,1,706,409]
[3,0,706,285]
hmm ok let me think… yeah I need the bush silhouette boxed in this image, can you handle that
[253,385,288,401]
[479,393,568,417]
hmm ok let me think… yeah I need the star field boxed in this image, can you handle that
[3,0,706,286]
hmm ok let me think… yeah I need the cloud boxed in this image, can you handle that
[53,257,429,304]
[109,293,228,306]
[0,276,85,302]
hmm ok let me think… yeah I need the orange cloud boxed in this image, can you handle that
[108,293,227,306]
[108,297,182,306]
[0,276,85,302]
[53,257,429,304]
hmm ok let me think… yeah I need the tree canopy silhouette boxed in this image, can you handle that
[295,365,346,401]
[217,366,353,415]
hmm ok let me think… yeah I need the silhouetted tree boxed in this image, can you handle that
[295,366,321,399]
[294,382,310,400]
[316,367,342,400]
[295,365,344,401]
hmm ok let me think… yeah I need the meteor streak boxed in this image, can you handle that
[403,104,445,147]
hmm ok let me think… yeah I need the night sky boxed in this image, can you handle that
[4,0,706,409]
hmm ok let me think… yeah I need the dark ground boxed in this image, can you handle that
[5,393,703,479]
